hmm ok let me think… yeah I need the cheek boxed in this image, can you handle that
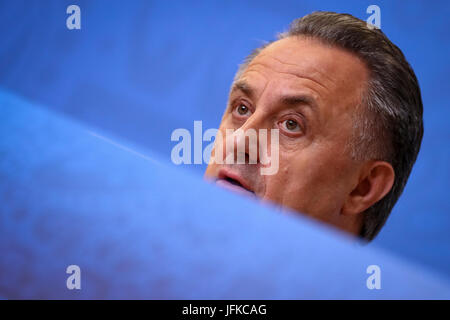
[204,162,217,178]
[205,125,227,172]
[261,153,304,206]
[263,148,351,217]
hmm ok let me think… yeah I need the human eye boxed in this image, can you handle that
[232,102,253,119]
[277,116,305,136]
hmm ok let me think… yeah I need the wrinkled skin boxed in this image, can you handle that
[205,36,394,236]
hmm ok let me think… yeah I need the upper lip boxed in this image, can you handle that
[217,168,254,193]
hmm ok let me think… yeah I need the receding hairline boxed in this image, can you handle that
[228,11,424,240]
[231,35,371,139]
[234,34,371,96]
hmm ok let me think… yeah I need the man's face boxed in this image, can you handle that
[205,36,369,232]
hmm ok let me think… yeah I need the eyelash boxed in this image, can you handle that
[231,100,306,136]
[232,102,252,118]
[277,116,305,136]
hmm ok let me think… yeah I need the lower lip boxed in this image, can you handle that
[215,179,256,198]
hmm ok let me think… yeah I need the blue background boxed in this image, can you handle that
[0,0,449,279]
[2,91,448,299]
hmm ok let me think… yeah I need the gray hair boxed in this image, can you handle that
[234,11,424,240]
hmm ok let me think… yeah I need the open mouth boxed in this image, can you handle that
[215,171,255,198]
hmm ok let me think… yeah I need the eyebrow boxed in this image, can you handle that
[230,80,318,111]
[280,95,317,110]
[231,80,255,100]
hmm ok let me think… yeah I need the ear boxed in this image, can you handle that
[342,161,395,216]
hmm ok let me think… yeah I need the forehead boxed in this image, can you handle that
[239,37,368,107]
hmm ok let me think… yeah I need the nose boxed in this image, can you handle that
[224,114,265,165]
